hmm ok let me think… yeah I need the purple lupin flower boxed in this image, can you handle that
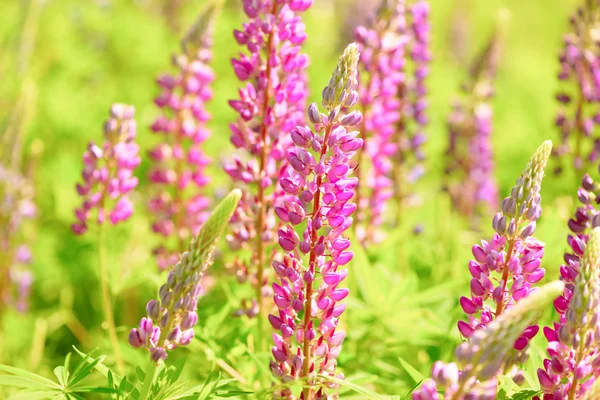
[537,175,600,399]
[353,0,430,237]
[72,104,140,235]
[224,0,312,317]
[553,1,600,174]
[148,8,216,270]
[445,32,500,221]
[354,0,408,243]
[413,282,564,400]
[537,228,600,400]
[269,43,362,400]
[456,141,551,382]
[389,0,429,213]
[0,166,36,313]
[129,189,241,362]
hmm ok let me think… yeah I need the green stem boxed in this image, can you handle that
[139,360,158,400]
[98,223,125,374]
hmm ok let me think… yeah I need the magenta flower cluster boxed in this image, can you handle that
[354,0,407,242]
[0,166,36,312]
[353,0,430,240]
[224,0,312,316]
[554,1,600,173]
[269,43,361,399]
[457,141,551,372]
[148,24,214,270]
[537,171,600,398]
[72,104,140,235]
[445,35,499,220]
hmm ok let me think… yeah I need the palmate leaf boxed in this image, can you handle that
[0,351,118,398]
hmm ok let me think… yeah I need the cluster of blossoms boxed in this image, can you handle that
[129,190,241,361]
[413,281,565,400]
[353,0,430,239]
[224,0,312,317]
[554,0,600,174]
[269,43,362,399]
[457,141,552,379]
[72,104,140,235]
[444,33,500,221]
[148,8,216,270]
[537,202,600,398]
[0,166,36,312]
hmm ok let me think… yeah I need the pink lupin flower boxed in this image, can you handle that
[129,190,241,362]
[72,104,140,235]
[269,43,361,399]
[553,1,600,174]
[414,282,564,400]
[456,141,552,383]
[445,31,500,222]
[0,166,36,312]
[148,7,216,270]
[224,0,312,317]
[537,172,600,399]
[353,0,430,242]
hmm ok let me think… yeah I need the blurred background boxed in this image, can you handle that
[0,0,587,397]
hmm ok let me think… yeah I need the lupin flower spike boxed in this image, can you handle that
[553,0,600,174]
[445,31,500,221]
[129,189,242,362]
[413,281,565,400]
[72,104,140,235]
[354,0,430,240]
[269,43,362,400]
[148,6,217,270]
[457,141,552,377]
[224,0,312,318]
[0,166,36,313]
[537,228,600,399]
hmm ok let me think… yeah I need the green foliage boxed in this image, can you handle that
[0,0,590,399]
[0,351,116,399]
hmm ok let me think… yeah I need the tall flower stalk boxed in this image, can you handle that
[537,215,600,397]
[0,167,36,314]
[413,281,565,400]
[353,0,430,241]
[0,80,38,315]
[73,104,140,373]
[269,43,362,400]
[554,0,600,175]
[148,5,217,270]
[444,31,500,222]
[457,141,551,379]
[129,189,241,400]
[224,0,312,319]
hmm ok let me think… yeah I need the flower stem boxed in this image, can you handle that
[98,223,125,374]
[254,0,278,348]
[139,360,158,400]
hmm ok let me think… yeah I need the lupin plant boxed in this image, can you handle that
[413,281,565,400]
[129,189,241,400]
[224,0,312,318]
[269,43,362,400]
[353,0,430,240]
[444,32,500,221]
[0,81,39,315]
[353,0,407,243]
[537,227,600,399]
[72,104,141,373]
[0,166,36,313]
[148,5,217,270]
[457,141,552,379]
[553,0,600,175]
